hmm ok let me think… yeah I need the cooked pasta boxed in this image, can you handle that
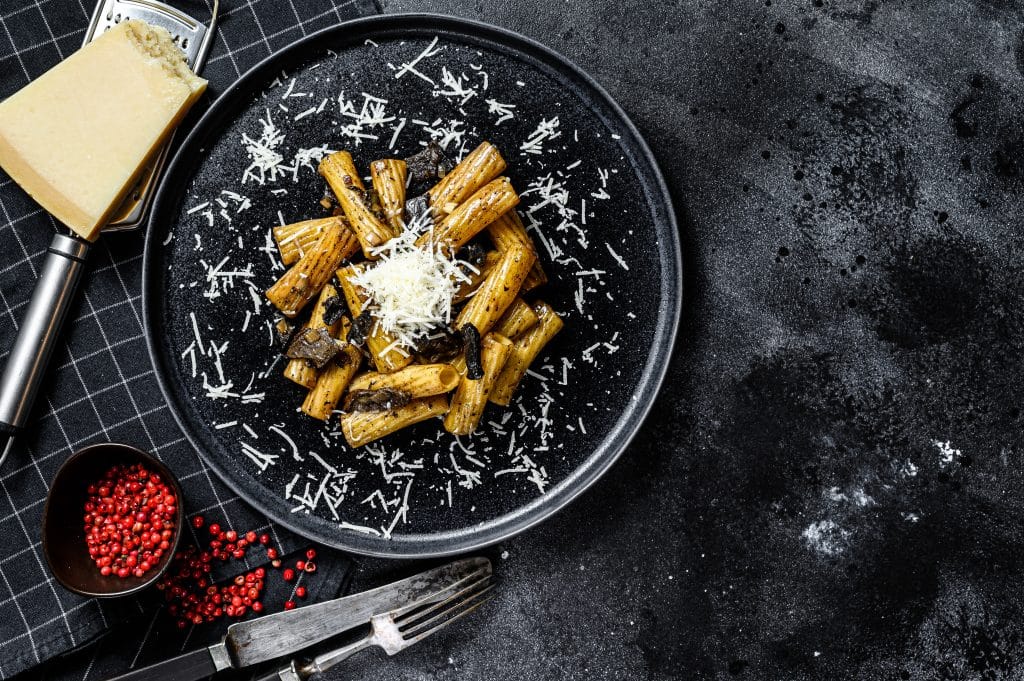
[370,158,408,233]
[266,222,350,317]
[444,333,513,435]
[341,395,449,447]
[273,216,358,267]
[455,242,535,337]
[282,283,343,389]
[320,151,395,257]
[264,142,565,447]
[415,176,519,253]
[428,141,506,215]
[301,316,364,420]
[490,301,564,406]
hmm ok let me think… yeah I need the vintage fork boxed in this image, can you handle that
[258,572,494,681]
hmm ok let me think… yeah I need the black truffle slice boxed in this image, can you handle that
[404,141,454,185]
[285,327,340,368]
[461,324,483,380]
[343,388,412,413]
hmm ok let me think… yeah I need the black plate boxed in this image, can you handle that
[144,14,681,557]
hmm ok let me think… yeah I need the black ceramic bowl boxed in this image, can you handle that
[43,443,184,597]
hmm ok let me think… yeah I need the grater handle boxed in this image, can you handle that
[0,234,91,465]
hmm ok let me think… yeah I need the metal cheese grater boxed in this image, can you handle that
[88,0,220,229]
[0,0,219,465]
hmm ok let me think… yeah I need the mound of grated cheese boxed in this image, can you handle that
[349,211,473,352]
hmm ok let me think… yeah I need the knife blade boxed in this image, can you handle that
[104,557,490,681]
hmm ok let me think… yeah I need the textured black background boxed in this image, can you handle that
[327,0,1024,680]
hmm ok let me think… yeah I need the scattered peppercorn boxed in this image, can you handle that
[155,517,318,628]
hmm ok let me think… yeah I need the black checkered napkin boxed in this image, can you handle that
[0,1,377,678]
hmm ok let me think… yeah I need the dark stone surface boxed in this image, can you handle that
[324,1,1024,679]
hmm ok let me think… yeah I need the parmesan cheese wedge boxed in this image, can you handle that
[0,20,207,240]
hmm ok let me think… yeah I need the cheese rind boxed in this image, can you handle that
[0,20,207,240]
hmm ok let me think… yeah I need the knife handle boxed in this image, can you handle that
[256,637,374,681]
[104,647,218,681]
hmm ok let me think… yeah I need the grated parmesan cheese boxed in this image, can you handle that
[347,211,471,351]
[241,109,287,185]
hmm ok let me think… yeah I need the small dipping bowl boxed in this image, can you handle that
[43,443,184,597]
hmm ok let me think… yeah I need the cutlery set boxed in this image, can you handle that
[109,557,494,681]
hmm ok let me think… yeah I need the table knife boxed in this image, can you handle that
[105,557,491,681]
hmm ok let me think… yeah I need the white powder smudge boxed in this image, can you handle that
[801,520,849,556]
[898,459,919,478]
[934,440,961,468]
[826,487,847,502]
[850,488,875,507]
[824,484,874,509]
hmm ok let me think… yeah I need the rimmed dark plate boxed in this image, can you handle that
[144,13,681,557]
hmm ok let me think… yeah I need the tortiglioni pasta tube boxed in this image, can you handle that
[370,159,408,234]
[490,302,563,406]
[348,363,459,398]
[266,222,350,317]
[273,216,358,267]
[341,395,449,447]
[320,151,395,257]
[455,242,535,336]
[428,141,507,215]
[301,317,363,421]
[415,177,519,254]
[444,334,513,435]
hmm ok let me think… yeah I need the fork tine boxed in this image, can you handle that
[394,574,492,630]
[387,566,491,621]
[403,590,494,646]
[401,582,495,641]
